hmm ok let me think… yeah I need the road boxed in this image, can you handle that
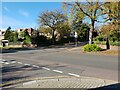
[1,47,119,86]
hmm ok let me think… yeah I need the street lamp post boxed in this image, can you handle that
[74,32,78,47]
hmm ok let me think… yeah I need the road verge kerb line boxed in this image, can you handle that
[68,73,80,77]
[42,67,50,70]
[52,70,63,73]
[23,80,36,85]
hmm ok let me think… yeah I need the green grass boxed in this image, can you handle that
[94,41,120,46]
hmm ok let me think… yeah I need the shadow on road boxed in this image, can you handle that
[90,83,120,90]
[1,42,88,54]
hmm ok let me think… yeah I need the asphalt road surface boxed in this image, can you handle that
[1,47,119,85]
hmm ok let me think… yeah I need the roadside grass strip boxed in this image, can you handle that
[42,67,50,70]
[68,73,80,77]
[52,70,63,73]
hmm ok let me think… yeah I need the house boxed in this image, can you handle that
[0,30,8,46]
[17,28,34,36]
[0,30,5,41]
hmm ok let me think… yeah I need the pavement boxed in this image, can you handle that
[0,44,119,89]
[12,76,119,89]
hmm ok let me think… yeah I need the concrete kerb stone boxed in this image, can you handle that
[1,75,118,88]
[21,76,118,88]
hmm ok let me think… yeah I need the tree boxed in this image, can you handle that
[100,23,119,41]
[23,30,31,44]
[4,26,13,42]
[63,1,105,44]
[38,10,67,44]
[11,31,18,43]
[76,23,90,42]
[56,21,71,39]
[102,2,119,24]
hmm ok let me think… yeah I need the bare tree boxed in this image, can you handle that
[38,10,67,44]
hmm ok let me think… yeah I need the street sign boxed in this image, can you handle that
[74,32,78,38]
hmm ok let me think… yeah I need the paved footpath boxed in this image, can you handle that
[3,76,119,89]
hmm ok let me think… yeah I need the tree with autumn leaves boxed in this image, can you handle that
[63,0,119,44]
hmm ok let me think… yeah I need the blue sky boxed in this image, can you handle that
[1,2,63,30]
[1,1,106,31]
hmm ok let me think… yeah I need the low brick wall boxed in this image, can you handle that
[97,44,119,50]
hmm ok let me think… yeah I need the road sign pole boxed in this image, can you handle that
[74,32,78,47]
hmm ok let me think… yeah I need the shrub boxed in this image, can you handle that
[93,36,105,41]
[82,44,102,52]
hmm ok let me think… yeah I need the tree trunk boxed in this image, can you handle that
[89,20,94,44]
[52,30,55,45]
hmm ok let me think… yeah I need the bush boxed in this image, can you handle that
[31,35,49,46]
[93,36,105,41]
[82,44,102,52]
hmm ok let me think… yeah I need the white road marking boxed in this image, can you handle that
[32,65,39,68]
[53,70,63,73]
[42,67,50,70]
[24,64,30,66]
[2,60,6,62]
[68,73,80,77]
[0,61,4,63]
[11,61,16,63]
[23,80,36,85]
[17,62,23,64]
[5,62,9,64]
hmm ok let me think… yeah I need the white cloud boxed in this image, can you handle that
[19,10,29,17]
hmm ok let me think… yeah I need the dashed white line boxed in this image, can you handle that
[23,80,36,85]
[24,64,31,66]
[42,67,50,70]
[2,60,6,62]
[68,73,80,77]
[53,70,63,73]
[11,61,16,63]
[17,62,23,64]
[32,65,39,68]
[5,62,9,64]
[0,61,4,64]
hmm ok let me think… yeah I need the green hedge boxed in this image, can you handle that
[82,44,102,52]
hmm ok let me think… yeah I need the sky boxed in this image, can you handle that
[1,1,106,31]
[1,2,63,30]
